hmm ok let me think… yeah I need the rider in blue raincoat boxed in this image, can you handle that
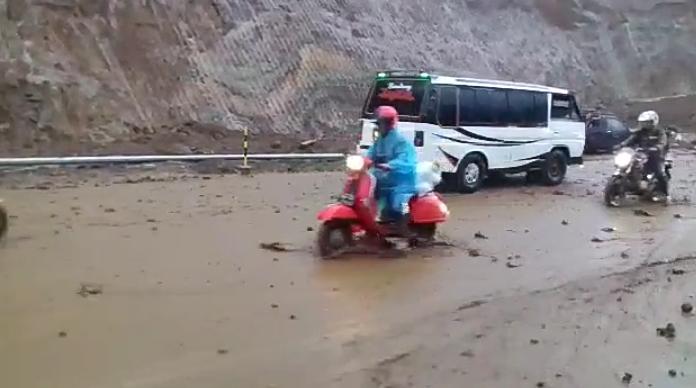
[366,106,417,234]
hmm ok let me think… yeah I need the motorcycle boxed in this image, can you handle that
[0,200,7,241]
[316,155,449,258]
[604,147,670,207]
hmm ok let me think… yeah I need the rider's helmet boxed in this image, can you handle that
[637,110,659,132]
[375,106,398,134]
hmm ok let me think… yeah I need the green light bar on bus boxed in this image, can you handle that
[375,71,431,80]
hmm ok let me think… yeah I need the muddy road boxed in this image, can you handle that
[2,153,696,388]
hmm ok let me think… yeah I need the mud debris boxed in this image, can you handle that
[58,331,67,338]
[672,268,686,275]
[77,283,103,297]
[561,220,569,225]
[622,372,633,384]
[467,248,481,257]
[457,300,487,311]
[506,261,522,269]
[656,323,676,339]
[633,209,654,217]
[217,349,229,355]
[459,350,475,358]
[668,369,677,378]
[530,339,539,345]
[474,231,488,239]
[259,242,296,252]
[601,227,617,233]
[681,303,693,314]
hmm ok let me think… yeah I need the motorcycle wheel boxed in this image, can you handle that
[317,221,353,259]
[604,177,625,207]
[0,204,7,241]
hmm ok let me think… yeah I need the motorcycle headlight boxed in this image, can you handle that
[346,155,365,171]
[614,152,633,168]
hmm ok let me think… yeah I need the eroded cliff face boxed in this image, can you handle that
[1,0,695,155]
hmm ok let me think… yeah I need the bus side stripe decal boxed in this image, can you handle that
[453,128,540,144]
[434,134,524,147]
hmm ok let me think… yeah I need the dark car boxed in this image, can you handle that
[584,115,632,154]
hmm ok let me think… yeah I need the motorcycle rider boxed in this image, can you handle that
[365,106,418,239]
[619,110,669,201]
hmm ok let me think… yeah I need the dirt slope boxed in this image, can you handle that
[0,0,695,155]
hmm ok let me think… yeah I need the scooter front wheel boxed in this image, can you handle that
[317,221,353,259]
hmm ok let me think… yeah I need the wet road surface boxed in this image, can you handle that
[2,153,696,387]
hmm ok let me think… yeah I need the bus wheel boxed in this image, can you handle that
[541,150,568,186]
[457,154,486,193]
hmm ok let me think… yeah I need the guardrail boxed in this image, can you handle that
[0,153,346,167]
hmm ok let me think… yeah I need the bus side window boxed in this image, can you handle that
[424,88,439,124]
[551,94,572,120]
[437,86,458,127]
[569,95,583,122]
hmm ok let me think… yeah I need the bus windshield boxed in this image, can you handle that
[364,78,428,117]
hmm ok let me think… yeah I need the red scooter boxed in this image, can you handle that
[316,155,449,258]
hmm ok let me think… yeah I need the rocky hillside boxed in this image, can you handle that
[1,0,695,156]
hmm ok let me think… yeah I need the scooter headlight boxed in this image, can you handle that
[346,155,365,171]
[438,202,450,216]
[614,152,633,168]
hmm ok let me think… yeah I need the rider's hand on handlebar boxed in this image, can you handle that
[376,163,391,171]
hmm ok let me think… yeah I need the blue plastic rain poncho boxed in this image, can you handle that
[366,129,417,219]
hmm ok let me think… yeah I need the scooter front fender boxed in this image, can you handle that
[317,204,359,222]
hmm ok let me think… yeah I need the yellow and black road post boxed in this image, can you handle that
[239,127,252,176]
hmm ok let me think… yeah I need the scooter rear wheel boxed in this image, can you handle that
[317,221,353,259]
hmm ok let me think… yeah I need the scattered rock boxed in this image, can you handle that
[536,382,546,388]
[146,218,157,223]
[622,372,633,384]
[459,350,475,358]
[530,339,539,345]
[77,283,103,297]
[259,242,296,252]
[656,323,676,339]
[271,304,279,309]
[217,349,229,355]
[506,261,522,269]
[591,237,605,243]
[58,331,67,338]
[561,220,569,225]
[674,213,683,219]
[552,190,566,196]
[668,369,677,378]
[621,251,630,259]
[681,303,693,314]
[270,140,282,149]
[306,226,314,232]
[104,207,116,213]
[289,314,296,320]
[634,209,654,217]
[601,227,617,233]
[467,248,481,257]
[672,268,686,275]
[474,231,488,239]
